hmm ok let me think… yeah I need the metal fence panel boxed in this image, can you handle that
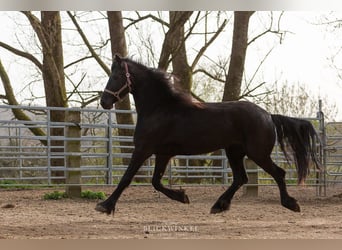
[0,105,330,195]
[324,122,342,182]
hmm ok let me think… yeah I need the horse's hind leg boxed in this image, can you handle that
[252,156,300,212]
[211,146,248,214]
[152,154,190,204]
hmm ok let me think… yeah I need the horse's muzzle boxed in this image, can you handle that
[100,100,114,110]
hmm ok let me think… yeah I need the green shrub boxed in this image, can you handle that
[81,190,106,200]
[43,191,68,200]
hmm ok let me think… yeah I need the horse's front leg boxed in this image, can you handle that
[95,149,151,215]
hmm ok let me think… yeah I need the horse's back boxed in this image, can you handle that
[203,101,273,132]
[144,101,276,156]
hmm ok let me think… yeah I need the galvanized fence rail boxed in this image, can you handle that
[324,122,342,182]
[0,104,334,196]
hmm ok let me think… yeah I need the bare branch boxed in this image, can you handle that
[248,47,274,85]
[0,41,42,70]
[184,11,201,41]
[64,56,93,69]
[22,11,65,103]
[20,11,50,53]
[164,12,201,69]
[193,68,225,83]
[190,91,205,103]
[66,73,87,102]
[158,11,193,70]
[67,11,111,76]
[125,13,169,30]
[248,11,288,46]
[80,94,101,108]
[0,57,47,144]
[191,19,227,70]
[240,81,268,99]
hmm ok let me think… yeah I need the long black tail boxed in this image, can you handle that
[271,114,321,184]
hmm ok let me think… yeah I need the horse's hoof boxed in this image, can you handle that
[177,189,190,204]
[292,205,301,212]
[95,202,114,215]
[183,194,190,204]
[210,207,222,214]
[285,203,301,212]
[210,200,230,214]
[282,197,301,212]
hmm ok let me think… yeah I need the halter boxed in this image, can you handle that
[104,62,132,102]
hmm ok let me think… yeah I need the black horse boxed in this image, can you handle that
[96,54,320,215]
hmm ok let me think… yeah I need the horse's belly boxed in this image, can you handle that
[154,133,231,155]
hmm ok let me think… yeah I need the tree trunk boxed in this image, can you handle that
[2,12,68,183]
[161,11,205,183]
[222,11,254,101]
[107,11,134,134]
[212,12,254,182]
[158,11,193,71]
[0,59,46,144]
[170,11,193,94]
[107,11,137,177]
[41,12,67,107]
[40,11,68,183]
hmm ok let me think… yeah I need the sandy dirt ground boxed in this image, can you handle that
[0,185,341,239]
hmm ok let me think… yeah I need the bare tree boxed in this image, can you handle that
[107,11,135,164]
[158,11,193,71]
[107,11,134,132]
[24,11,67,182]
[0,58,46,140]
[222,11,254,101]
[318,13,342,90]
[0,12,69,182]
[169,11,193,93]
[263,81,337,121]
[191,12,287,103]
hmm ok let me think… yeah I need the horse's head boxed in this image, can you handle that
[100,54,132,109]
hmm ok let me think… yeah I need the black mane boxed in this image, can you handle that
[125,58,200,108]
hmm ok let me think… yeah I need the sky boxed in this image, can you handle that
[0,11,341,121]
[248,12,342,120]
[268,12,340,90]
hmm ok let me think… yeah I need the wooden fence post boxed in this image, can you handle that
[243,158,258,197]
[65,110,81,198]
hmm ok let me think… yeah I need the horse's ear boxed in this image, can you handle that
[114,54,122,65]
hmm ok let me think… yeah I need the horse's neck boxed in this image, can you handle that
[132,91,162,115]
[132,80,174,115]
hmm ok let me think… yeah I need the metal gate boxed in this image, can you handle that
[324,122,342,183]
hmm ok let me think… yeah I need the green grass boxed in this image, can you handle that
[0,180,42,189]
[0,180,17,187]
[43,190,106,200]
